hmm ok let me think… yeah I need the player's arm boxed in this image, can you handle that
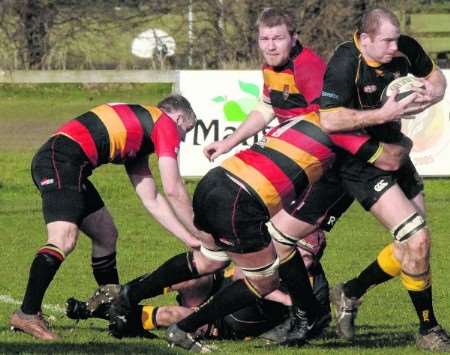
[203,99,275,162]
[320,92,419,134]
[330,131,412,171]
[158,155,209,242]
[126,155,201,248]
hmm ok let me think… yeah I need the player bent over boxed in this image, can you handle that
[9,95,204,340]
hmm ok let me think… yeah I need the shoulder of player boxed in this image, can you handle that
[397,34,423,52]
[293,46,325,65]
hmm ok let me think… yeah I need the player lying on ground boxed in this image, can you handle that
[67,230,329,343]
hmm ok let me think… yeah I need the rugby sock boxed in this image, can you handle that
[91,252,119,285]
[343,243,399,299]
[408,287,438,333]
[278,249,323,317]
[177,279,259,333]
[126,252,201,304]
[401,270,436,333]
[21,244,65,315]
[141,305,159,330]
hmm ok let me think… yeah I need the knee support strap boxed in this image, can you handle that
[200,244,230,262]
[266,221,297,246]
[391,212,426,243]
[240,257,280,279]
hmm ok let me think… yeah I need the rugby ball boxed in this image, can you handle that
[380,76,424,104]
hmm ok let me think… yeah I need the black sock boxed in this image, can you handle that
[278,249,322,317]
[408,287,438,334]
[177,279,259,333]
[21,244,64,315]
[92,252,119,285]
[127,252,201,304]
[344,260,393,299]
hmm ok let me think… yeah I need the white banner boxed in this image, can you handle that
[179,70,450,177]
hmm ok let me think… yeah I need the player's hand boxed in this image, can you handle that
[184,234,202,249]
[203,140,231,162]
[381,89,419,121]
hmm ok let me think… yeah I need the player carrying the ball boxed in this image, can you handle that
[319,7,448,351]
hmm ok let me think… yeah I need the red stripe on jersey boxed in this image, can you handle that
[151,114,180,158]
[279,129,333,163]
[329,133,370,155]
[273,106,319,120]
[109,104,144,158]
[235,149,295,202]
[56,120,98,166]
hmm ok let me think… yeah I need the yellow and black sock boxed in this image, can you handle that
[177,279,259,333]
[344,243,400,299]
[401,270,437,333]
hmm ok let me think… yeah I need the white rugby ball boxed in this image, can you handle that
[380,76,424,103]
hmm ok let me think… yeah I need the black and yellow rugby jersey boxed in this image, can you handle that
[320,34,434,142]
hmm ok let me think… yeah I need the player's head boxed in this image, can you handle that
[158,94,197,141]
[357,7,401,64]
[256,7,297,67]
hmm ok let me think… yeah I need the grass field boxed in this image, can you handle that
[1,84,449,354]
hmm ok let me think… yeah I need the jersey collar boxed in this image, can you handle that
[353,32,382,68]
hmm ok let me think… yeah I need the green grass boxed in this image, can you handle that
[1,84,450,354]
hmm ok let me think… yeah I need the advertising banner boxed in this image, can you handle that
[179,70,450,177]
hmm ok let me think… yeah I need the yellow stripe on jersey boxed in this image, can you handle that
[91,105,127,161]
[142,105,163,122]
[263,69,300,94]
[222,157,282,216]
[265,137,323,184]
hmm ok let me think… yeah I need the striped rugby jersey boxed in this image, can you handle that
[221,113,378,216]
[55,103,180,167]
[262,41,326,121]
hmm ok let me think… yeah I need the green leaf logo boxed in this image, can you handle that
[212,80,260,122]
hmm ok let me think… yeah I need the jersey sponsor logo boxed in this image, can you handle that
[374,179,389,192]
[283,84,290,100]
[363,85,377,93]
[40,178,54,186]
[321,91,339,100]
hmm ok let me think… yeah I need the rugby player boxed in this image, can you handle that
[319,7,449,351]
[9,95,205,340]
[107,108,405,352]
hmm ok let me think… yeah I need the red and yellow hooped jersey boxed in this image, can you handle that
[262,42,326,121]
[222,114,334,216]
[55,103,180,167]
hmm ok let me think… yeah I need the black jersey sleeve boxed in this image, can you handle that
[398,35,434,78]
[320,43,358,110]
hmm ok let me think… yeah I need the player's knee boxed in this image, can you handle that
[195,246,229,274]
[241,257,280,297]
[47,225,79,255]
[405,231,430,259]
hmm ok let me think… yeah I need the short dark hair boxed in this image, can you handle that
[158,94,196,123]
[357,7,400,37]
[256,7,297,36]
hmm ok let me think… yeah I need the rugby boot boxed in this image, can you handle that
[416,325,450,352]
[331,283,361,340]
[281,306,331,346]
[167,324,213,353]
[109,284,134,338]
[10,309,59,340]
[260,305,330,345]
[66,284,121,320]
